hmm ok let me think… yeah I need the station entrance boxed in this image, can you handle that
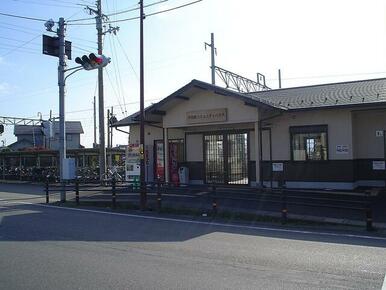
[204,132,249,185]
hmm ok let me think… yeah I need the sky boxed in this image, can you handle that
[0,0,386,148]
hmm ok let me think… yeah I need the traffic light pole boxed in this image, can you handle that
[58,17,67,202]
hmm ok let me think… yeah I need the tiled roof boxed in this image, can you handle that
[14,121,84,135]
[246,78,386,110]
[114,78,386,127]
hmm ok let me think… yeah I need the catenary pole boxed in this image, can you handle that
[205,33,216,85]
[139,0,147,210]
[278,69,282,89]
[58,17,67,202]
[107,108,110,149]
[110,106,113,148]
[210,33,215,85]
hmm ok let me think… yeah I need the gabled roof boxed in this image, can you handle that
[247,77,386,110]
[113,79,284,127]
[14,121,84,135]
[114,77,386,128]
[8,138,34,150]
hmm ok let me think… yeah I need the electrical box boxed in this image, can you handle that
[63,158,76,180]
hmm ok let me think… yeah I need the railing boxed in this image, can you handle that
[44,178,375,231]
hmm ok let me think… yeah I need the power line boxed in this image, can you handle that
[67,0,203,26]
[0,46,40,55]
[107,0,168,18]
[105,67,125,116]
[145,0,202,19]
[0,20,42,32]
[116,35,139,81]
[5,0,79,9]
[0,24,40,35]
[45,98,162,117]
[72,44,98,53]
[0,35,40,45]
[0,34,41,57]
[109,35,128,115]
[0,11,48,22]
[67,0,168,23]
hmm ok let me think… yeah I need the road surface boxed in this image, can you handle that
[0,185,386,289]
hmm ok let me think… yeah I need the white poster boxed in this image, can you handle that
[272,162,284,172]
[372,161,385,171]
[125,144,141,181]
[376,130,384,137]
[336,145,349,154]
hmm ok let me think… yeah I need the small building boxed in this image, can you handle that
[9,121,84,151]
[113,78,386,190]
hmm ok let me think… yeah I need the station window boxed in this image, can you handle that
[290,125,328,161]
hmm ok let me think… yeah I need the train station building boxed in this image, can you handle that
[114,78,386,190]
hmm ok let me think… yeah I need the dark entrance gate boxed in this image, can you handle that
[204,132,249,185]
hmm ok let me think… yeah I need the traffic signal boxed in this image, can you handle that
[75,53,111,70]
[0,124,4,135]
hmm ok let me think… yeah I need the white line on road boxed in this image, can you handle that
[382,274,386,290]
[3,200,386,242]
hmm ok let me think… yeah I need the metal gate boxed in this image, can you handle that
[204,132,249,185]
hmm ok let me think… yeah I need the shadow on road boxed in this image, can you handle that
[0,202,385,249]
[0,183,45,196]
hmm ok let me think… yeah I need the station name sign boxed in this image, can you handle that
[186,108,227,124]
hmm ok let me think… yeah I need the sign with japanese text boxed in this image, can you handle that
[125,144,140,181]
[186,108,227,124]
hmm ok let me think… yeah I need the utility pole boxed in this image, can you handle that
[110,106,113,148]
[58,17,67,202]
[107,108,110,149]
[205,33,216,85]
[139,0,147,210]
[96,0,106,181]
[86,1,118,181]
[93,96,97,148]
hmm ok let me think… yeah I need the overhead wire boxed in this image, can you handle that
[102,0,128,117]
[105,67,125,116]
[109,35,128,115]
[111,0,128,115]
[4,0,79,9]
[67,0,203,26]
[0,11,48,22]
[116,35,139,81]
[65,0,167,22]
[0,34,41,57]
[43,98,162,120]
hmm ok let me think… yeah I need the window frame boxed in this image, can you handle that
[290,125,329,162]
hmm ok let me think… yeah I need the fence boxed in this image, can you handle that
[44,178,375,231]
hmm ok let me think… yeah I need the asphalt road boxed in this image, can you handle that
[1,185,386,290]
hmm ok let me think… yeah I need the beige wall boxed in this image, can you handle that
[352,109,386,159]
[163,90,258,128]
[267,108,353,160]
[129,125,162,146]
[129,125,184,145]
